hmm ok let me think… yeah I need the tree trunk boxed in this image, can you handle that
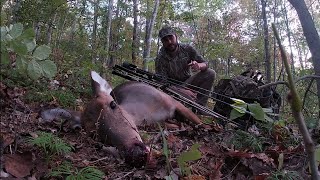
[108,0,119,68]
[70,16,77,42]
[132,0,139,64]
[105,0,113,67]
[55,15,67,48]
[261,0,271,83]
[143,0,160,70]
[92,0,99,63]
[46,13,57,45]
[282,2,296,76]
[286,0,320,129]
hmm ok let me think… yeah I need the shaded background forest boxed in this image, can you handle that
[2,0,319,74]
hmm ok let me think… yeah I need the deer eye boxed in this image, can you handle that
[110,101,117,109]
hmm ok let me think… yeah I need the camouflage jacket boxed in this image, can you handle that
[155,44,207,82]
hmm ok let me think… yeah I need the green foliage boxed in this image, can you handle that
[315,146,320,167]
[267,170,302,180]
[230,130,264,152]
[157,123,173,180]
[1,23,57,80]
[28,132,73,160]
[24,88,77,108]
[49,161,104,180]
[1,68,35,88]
[230,98,270,122]
[177,143,202,176]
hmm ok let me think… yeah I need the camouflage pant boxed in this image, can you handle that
[184,69,216,106]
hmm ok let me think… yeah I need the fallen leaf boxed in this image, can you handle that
[4,151,33,178]
[182,174,206,180]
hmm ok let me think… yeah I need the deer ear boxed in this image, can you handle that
[91,71,112,95]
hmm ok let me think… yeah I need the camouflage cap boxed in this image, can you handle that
[158,26,176,39]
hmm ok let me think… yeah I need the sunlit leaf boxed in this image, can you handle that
[248,103,265,121]
[230,98,246,105]
[230,103,247,114]
[177,143,202,176]
[9,23,23,39]
[27,59,42,80]
[274,120,286,127]
[33,45,51,60]
[38,60,57,79]
[23,39,36,52]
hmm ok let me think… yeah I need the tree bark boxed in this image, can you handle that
[46,13,57,45]
[286,0,320,125]
[105,0,113,67]
[261,0,271,83]
[92,0,99,63]
[132,0,139,64]
[282,2,295,76]
[143,0,160,70]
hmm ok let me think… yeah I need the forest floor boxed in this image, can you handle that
[0,80,313,180]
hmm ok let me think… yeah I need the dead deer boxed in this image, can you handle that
[41,71,208,167]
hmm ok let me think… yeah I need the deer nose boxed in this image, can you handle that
[124,142,149,167]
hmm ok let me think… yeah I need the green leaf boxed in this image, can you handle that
[274,120,286,127]
[158,123,169,159]
[27,59,43,80]
[33,45,51,60]
[20,28,35,40]
[316,146,320,162]
[5,33,13,41]
[230,108,245,120]
[23,39,36,52]
[230,103,247,114]
[16,56,28,72]
[10,40,28,55]
[1,26,7,41]
[9,23,23,39]
[262,108,273,113]
[264,115,274,123]
[0,50,9,64]
[177,143,202,176]
[248,103,265,121]
[315,146,320,169]
[230,98,246,105]
[38,60,57,79]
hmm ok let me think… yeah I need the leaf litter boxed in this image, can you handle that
[0,82,312,179]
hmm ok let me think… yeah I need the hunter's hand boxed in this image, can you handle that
[188,61,207,71]
[178,88,197,100]
[170,86,197,100]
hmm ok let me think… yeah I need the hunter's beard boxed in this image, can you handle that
[166,43,178,52]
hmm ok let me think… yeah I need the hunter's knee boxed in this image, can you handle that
[203,68,216,82]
